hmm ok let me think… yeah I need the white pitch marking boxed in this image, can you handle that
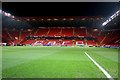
[84,52,114,80]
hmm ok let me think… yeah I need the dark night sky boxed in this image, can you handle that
[2,2,119,17]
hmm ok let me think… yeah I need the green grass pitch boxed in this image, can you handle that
[2,46,118,78]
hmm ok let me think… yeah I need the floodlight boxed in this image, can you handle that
[47,19,51,21]
[12,16,15,18]
[32,19,36,21]
[27,19,30,21]
[63,18,66,20]
[70,18,74,20]
[0,9,2,14]
[102,22,107,26]
[54,18,58,20]
[41,19,44,20]
[17,19,20,21]
[4,12,8,16]
[7,13,11,17]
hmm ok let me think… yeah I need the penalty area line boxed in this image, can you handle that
[84,52,114,80]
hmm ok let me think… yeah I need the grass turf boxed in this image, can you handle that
[2,46,118,78]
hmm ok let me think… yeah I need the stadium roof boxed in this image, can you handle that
[2,2,119,29]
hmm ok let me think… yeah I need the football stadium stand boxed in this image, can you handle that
[1,9,120,48]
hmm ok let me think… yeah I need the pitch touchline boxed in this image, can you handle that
[84,52,114,80]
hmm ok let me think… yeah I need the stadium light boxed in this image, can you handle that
[102,10,120,26]
[7,13,11,17]
[63,18,66,20]
[116,10,119,15]
[54,18,58,21]
[93,29,98,31]
[17,19,20,21]
[96,18,100,20]
[47,19,51,21]
[70,18,74,20]
[4,12,8,16]
[41,19,44,21]
[0,9,2,14]
[32,19,36,21]
[82,18,85,20]
[1,10,16,19]
[12,16,15,18]
[27,19,30,21]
